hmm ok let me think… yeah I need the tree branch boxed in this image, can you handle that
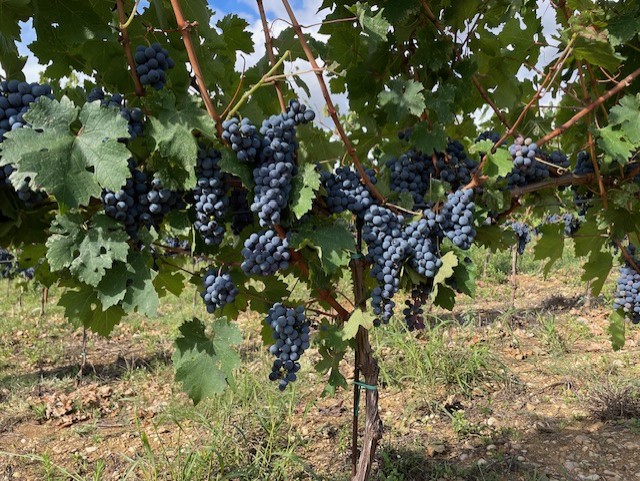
[169,0,223,138]
[280,0,387,207]
[115,0,145,97]
[508,173,594,197]
[257,0,287,112]
[537,65,640,146]
[472,75,511,130]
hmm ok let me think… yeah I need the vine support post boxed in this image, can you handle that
[510,247,518,308]
[40,286,48,317]
[350,218,382,481]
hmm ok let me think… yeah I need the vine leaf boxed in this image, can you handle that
[468,142,512,178]
[608,309,626,351]
[581,249,613,296]
[598,94,640,164]
[432,251,458,299]
[290,163,321,220]
[347,2,391,41]
[378,79,426,122]
[217,14,254,54]
[58,285,125,337]
[342,308,375,340]
[219,150,254,190]
[1,97,130,207]
[533,223,564,276]
[173,317,242,404]
[572,25,623,72]
[410,123,448,154]
[46,213,129,287]
[121,251,159,317]
[291,218,355,274]
[146,92,216,188]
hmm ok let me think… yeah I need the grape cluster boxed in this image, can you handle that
[134,43,175,90]
[509,222,531,255]
[386,150,433,208]
[201,270,238,313]
[0,248,35,280]
[164,236,190,251]
[86,88,144,140]
[0,80,54,138]
[222,117,261,163]
[0,163,45,207]
[321,166,378,217]
[403,287,431,331]
[435,140,478,188]
[285,99,316,125]
[406,212,441,278]
[510,136,538,168]
[102,160,182,238]
[241,229,291,276]
[193,147,228,246]
[476,130,501,144]
[265,303,310,391]
[0,248,14,278]
[386,140,478,208]
[572,151,595,215]
[542,213,580,237]
[363,206,409,326]
[251,109,299,226]
[614,247,640,324]
[436,189,476,249]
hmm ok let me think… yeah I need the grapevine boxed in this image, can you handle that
[1,1,640,479]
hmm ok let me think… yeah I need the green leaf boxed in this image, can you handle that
[146,92,216,188]
[572,26,623,72]
[1,97,130,207]
[581,249,613,296]
[173,317,242,404]
[46,213,84,271]
[58,284,98,327]
[289,163,321,220]
[378,79,425,122]
[216,14,253,54]
[608,309,626,351]
[347,2,391,41]
[69,215,130,287]
[291,218,355,274]
[433,284,456,310]
[342,308,375,340]
[87,304,126,337]
[432,251,458,299]
[122,252,159,317]
[410,123,448,154]
[598,127,636,164]
[482,148,513,178]
[533,223,564,276]
[218,149,254,190]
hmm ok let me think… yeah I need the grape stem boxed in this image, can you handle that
[119,0,141,30]
[537,65,640,146]
[115,0,145,97]
[169,0,223,138]
[257,0,287,113]
[226,50,291,119]
[280,0,389,210]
